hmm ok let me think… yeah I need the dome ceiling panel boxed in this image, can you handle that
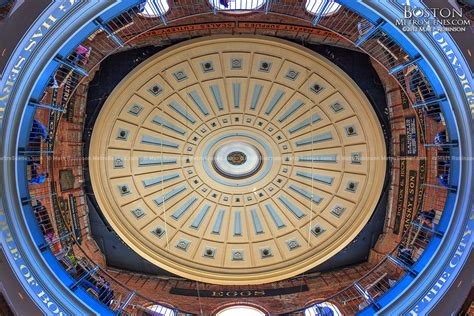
[89,36,386,284]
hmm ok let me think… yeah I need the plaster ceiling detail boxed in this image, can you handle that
[89,36,386,285]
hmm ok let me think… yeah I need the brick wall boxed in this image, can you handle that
[107,262,372,315]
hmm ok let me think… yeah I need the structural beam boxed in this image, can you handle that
[412,96,447,108]
[388,55,422,74]
[388,255,418,277]
[355,20,385,47]
[29,101,64,112]
[93,18,124,47]
[54,56,89,77]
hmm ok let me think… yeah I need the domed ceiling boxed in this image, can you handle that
[89,36,386,285]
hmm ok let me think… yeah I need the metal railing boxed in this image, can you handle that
[23,0,453,314]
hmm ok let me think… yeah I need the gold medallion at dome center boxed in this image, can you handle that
[227,151,247,165]
[88,36,386,285]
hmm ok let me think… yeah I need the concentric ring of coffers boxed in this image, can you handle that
[89,36,386,285]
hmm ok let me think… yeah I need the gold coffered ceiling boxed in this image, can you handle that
[89,36,386,285]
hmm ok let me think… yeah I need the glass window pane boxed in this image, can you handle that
[139,0,170,17]
[305,0,341,15]
[210,0,267,11]
[217,305,265,316]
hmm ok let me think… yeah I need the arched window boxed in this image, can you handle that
[216,305,265,316]
[304,302,342,316]
[305,0,341,16]
[146,304,175,316]
[138,0,170,17]
[210,0,267,11]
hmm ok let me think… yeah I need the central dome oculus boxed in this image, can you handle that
[213,141,262,179]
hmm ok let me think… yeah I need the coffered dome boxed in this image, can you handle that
[89,36,386,285]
